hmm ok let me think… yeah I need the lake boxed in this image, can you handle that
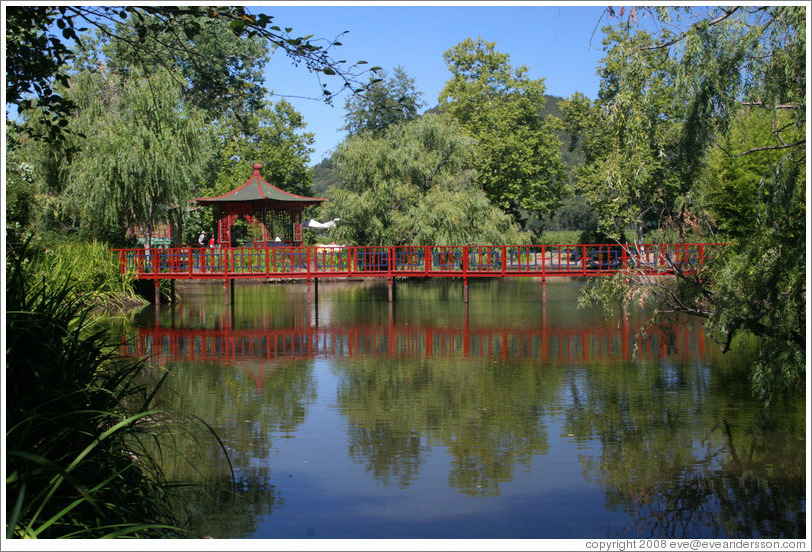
[121,278,806,540]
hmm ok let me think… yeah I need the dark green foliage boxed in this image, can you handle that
[5,123,39,244]
[6,5,379,143]
[540,194,599,233]
[310,156,339,196]
[202,100,315,200]
[5,6,80,143]
[102,9,270,122]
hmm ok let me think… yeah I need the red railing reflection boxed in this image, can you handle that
[123,323,706,364]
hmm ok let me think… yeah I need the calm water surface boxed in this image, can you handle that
[123,279,806,539]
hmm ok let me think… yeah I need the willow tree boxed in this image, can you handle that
[321,114,528,246]
[64,67,209,245]
[559,25,682,243]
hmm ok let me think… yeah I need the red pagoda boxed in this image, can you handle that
[195,164,326,247]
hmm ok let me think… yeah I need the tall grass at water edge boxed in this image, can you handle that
[5,243,228,538]
[28,239,147,311]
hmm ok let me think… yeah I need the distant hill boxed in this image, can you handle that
[309,93,583,194]
[310,156,338,197]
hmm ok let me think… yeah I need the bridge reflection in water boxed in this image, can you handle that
[124,301,707,393]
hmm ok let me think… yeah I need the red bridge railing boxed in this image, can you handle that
[112,243,722,281]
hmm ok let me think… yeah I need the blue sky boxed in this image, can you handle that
[254,3,613,163]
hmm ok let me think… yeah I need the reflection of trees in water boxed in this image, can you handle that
[137,358,315,537]
[346,424,426,488]
[564,357,806,539]
[604,417,805,539]
[128,282,803,536]
[334,357,558,496]
[334,345,804,535]
[170,475,280,538]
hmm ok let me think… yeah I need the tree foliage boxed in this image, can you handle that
[100,9,270,123]
[204,100,315,199]
[5,5,380,142]
[321,114,528,246]
[574,6,806,402]
[342,66,425,137]
[7,6,345,247]
[438,38,566,220]
[62,67,209,245]
[560,26,683,242]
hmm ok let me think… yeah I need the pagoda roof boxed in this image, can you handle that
[196,164,326,210]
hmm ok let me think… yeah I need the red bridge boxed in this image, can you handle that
[113,242,720,282]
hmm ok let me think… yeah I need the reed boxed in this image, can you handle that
[5,242,184,538]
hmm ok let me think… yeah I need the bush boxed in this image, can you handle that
[535,230,581,245]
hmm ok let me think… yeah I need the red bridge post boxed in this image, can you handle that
[462,246,470,303]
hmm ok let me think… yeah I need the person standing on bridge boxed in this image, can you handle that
[198,230,207,247]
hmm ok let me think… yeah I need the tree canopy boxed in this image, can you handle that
[6,5,380,142]
[62,67,209,245]
[439,38,567,220]
[320,114,528,246]
[342,66,425,137]
[572,6,805,402]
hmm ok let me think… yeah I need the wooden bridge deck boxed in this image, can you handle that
[113,243,720,282]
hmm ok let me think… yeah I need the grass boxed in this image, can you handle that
[5,241,209,538]
[32,239,147,311]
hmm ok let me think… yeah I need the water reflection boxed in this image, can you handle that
[125,290,707,371]
[124,280,805,539]
[562,361,806,538]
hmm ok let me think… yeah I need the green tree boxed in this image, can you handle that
[62,67,209,245]
[576,6,805,402]
[101,9,270,123]
[342,66,425,136]
[191,99,316,241]
[321,114,528,246]
[560,25,683,243]
[438,38,566,221]
[699,108,797,241]
[5,123,39,243]
[204,100,315,198]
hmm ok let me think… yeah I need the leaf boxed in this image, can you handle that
[322,67,336,76]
